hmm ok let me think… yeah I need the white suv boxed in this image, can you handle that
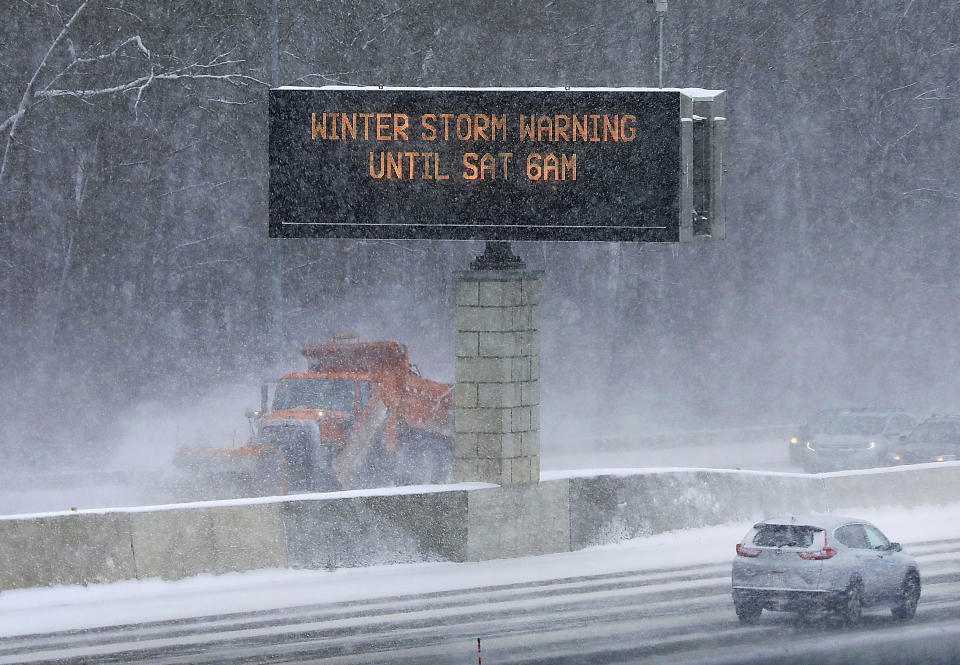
[731,515,920,624]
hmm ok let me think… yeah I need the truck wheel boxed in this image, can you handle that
[891,571,920,620]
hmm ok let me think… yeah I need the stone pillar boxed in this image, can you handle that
[454,267,542,485]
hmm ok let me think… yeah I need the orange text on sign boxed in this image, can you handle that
[421,114,507,141]
[462,153,513,180]
[519,114,636,142]
[526,153,578,181]
[313,113,410,141]
[369,152,450,180]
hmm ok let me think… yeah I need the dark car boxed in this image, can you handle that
[890,415,960,465]
[800,408,916,472]
[790,409,844,464]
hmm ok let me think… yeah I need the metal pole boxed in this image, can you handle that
[647,0,668,88]
[271,0,279,80]
[269,0,284,365]
[658,9,664,87]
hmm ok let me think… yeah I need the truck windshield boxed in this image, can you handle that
[272,378,355,412]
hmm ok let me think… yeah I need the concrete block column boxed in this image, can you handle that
[454,268,543,485]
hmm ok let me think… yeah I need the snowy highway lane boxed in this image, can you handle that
[2,520,959,664]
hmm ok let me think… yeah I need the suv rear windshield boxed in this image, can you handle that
[751,524,822,548]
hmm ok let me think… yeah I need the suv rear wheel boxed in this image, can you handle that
[891,571,920,620]
[836,582,863,624]
[733,593,762,624]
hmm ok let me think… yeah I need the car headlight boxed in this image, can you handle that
[806,441,816,451]
[790,436,799,445]
[867,441,876,450]
[892,454,902,462]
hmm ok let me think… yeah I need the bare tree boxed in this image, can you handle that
[0,1,266,195]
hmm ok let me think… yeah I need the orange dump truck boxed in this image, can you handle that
[176,338,453,495]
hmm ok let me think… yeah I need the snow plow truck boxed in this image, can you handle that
[175,337,454,496]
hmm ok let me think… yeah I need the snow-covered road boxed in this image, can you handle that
[1,504,958,664]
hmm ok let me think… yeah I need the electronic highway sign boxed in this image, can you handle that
[269,86,724,242]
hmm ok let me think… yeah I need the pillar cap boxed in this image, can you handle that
[455,268,544,281]
[470,241,525,270]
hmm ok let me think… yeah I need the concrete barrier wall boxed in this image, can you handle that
[0,488,471,592]
[131,503,288,580]
[282,490,468,569]
[567,471,826,550]
[0,512,136,590]
[3,463,960,593]
[822,463,960,511]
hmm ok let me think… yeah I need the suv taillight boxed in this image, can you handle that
[736,543,761,557]
[797,530,837,560]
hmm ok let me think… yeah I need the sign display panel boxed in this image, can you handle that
[269,87,722,242]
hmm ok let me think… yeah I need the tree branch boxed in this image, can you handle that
[0,1,88,188]
[42,34,152,93]
[36,68,266,100]
[0,7,267,207]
